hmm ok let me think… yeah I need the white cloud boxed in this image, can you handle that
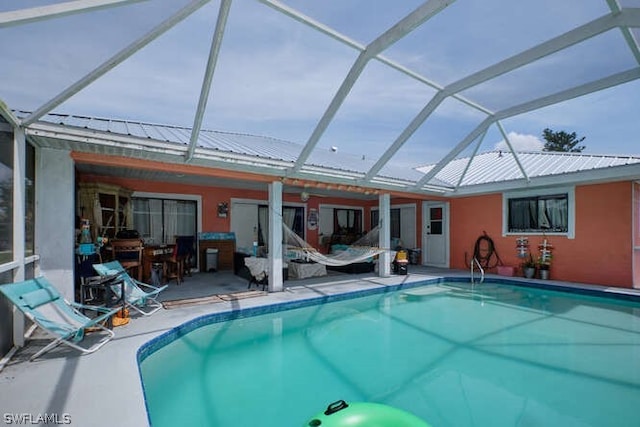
[494,132,544,151]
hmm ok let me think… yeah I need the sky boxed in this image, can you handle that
[1,0,640,170]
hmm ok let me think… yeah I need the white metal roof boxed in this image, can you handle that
[15,110,640,196]
[418,150,640,194]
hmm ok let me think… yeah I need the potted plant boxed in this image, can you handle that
[537,237,554,280]
[521,255,537,279]
[538,260,551,280]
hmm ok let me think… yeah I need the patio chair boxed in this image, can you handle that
[110,238,144,281]
[174,235,195,278]
[243,257,269,291]
[93,260,167,316]
[0,276,120,361]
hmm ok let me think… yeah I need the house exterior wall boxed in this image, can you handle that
[77,174,378,254]
[633,182,640,288]
[78,173,634,288]
[450,181,634,288]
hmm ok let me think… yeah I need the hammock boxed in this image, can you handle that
[283,224,390,267]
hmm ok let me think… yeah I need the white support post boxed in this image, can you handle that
[378,193,392,277]
[35,148,76,301]
[268,181,284,292]
[13,128,26,347]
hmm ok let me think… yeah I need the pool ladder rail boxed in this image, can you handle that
[470,257,484,284]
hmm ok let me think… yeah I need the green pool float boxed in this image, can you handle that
[305,400,432,427]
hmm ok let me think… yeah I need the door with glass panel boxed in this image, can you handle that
[422,201,449,267]
[257,205,305,246]
[133,198,197,246]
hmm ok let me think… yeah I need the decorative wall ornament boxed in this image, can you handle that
[307,208,318,230]
[217,202,228,218]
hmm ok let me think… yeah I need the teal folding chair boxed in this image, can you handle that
[0,277,120,361]
[93,261,167,316]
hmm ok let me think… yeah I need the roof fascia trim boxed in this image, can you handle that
[71,151,284,183]
[25,122,294,169]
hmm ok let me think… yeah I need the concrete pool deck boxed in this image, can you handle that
[1,267,639,427]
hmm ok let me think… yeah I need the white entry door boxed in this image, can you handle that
[422,201,449,267]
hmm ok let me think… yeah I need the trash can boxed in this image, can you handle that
[409,248,422,265]
[206,248,219,272]
[151,262,164,287]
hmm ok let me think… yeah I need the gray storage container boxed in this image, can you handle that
[409,248,422,265]
[206,248,219,272]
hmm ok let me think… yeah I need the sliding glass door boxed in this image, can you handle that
[257,205,304,246]
[132,198,197,245]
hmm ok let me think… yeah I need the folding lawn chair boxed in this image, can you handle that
[0,276,120,361]
[93,261,167,316]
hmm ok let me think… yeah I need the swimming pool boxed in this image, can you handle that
[138,279,640,426]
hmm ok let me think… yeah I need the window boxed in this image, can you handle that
[371,208,400,238]
[334,208,362,234]
[257,205,304,246]
[25,143,35,257]
[0,131,13,264]
[132,198,197,245]
[504,187,574,238]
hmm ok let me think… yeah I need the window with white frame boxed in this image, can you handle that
[132,197,197,245]
[370,208,400,238]
[0,131,13,264]
[257,205,304,246]
[504,187,575,238]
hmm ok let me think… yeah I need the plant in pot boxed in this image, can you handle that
[521,255,537,279]
[537,237,554,280]
[538,258,551,280]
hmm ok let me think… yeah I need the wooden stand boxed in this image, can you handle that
[199,239,235,271]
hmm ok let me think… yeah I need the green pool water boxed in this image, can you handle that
[139,282,640,427]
